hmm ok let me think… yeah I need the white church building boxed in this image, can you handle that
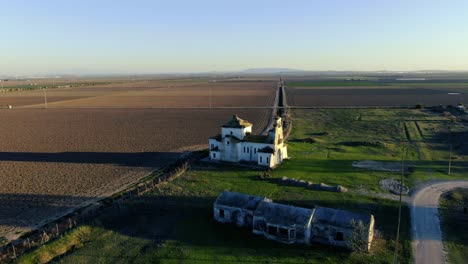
[209,115,288,168]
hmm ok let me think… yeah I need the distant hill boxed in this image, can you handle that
[241,68,303,74]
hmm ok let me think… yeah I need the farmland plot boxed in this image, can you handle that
[16,80,277,108]
[286,86,467,107]
[0,93,273,242]
[0,80,206,108]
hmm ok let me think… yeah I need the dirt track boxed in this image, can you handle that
[410,180,468,264]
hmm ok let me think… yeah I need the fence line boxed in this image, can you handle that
[0,151,205,263]
[278,84,292,140]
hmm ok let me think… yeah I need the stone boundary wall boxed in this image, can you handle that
[279,176,348,193]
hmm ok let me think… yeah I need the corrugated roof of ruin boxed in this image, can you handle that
[214,191,270,211]
[311,207,373,228]
[254,201,314,227]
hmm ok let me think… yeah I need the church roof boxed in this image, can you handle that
[222,115,253,129]
[258,146,275,153]
[210,134,222,141]
[227,135,241,143]
[243,134,272,144]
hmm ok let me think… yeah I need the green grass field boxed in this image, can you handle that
[392,82,468,87]
[286,80,468,95]
[16,165,411,264]
[0,82,111,91]
[16,108,468,264]
[276,109,468,189]
[439,188,468,264]
[287,81,382,87]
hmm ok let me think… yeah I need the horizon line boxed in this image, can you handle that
[3,69,468,79]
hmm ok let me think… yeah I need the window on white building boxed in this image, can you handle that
[290,229,296,239]
[230,131,233,135]
[260,156,263,163]
[243,147,246,152]
[247,147,249,153]
[279,227,289,238]
[267,225,277,235]
[335,232,344,241]
[213,153,216,158]
[254,148,257,154]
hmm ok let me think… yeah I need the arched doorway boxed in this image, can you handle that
[277,149,282,164]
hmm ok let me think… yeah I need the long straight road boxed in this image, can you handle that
[410,180,468,264]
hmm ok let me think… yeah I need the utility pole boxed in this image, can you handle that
[447,123,452,176]
[43,88,48,109]
[209,86,212,109]
[448,144,452,176]
[393,145,407,264]
[11,245,16,259]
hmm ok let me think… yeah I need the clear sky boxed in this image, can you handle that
[2,0,468,75]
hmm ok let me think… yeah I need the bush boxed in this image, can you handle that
[0,236,7,247]
[346,220,370,253]
[257,169,272,180]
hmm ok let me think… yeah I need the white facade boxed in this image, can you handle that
[209,115,288,168]
[221,126,252,139]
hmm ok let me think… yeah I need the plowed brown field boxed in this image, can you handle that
[0,80,207,108]
[0,79,276,241]
[286,83,467,108]
[0,80,277,108]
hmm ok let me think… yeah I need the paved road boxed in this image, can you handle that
[410,180,468,264]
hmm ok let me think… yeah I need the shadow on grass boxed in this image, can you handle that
[93,194,415,245]
[52,193,416,264]
[0,151,181,242]
[4,192,419,263]
[431,130,468,156]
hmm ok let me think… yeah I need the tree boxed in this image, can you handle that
[346,220,370,253]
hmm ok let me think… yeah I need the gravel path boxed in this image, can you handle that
[410,180,468,264]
